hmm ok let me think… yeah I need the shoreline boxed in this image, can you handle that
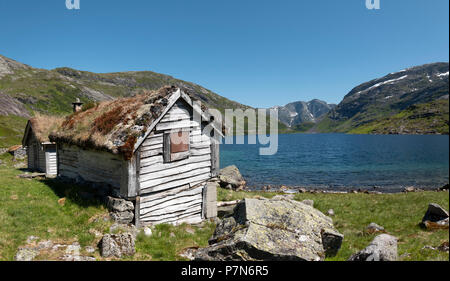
[241,183,450,195]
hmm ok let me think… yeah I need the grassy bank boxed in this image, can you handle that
[0,153,448,261]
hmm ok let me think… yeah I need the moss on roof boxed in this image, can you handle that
[49,86,179,158]
[29,114,64,143]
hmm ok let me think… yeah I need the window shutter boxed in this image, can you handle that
[163,129,190,163]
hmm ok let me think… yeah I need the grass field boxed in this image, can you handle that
[0,153,448,261]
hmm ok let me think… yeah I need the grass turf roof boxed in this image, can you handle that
[49,86,180,159]
[27,114,65,144]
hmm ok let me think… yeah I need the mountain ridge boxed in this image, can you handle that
[272,99,336,128]
[315,62,449,134]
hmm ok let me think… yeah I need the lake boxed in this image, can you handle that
[220,134,449,192]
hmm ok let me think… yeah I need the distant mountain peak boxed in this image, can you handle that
[274,99,336,127]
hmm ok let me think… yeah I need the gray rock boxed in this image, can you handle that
[15,248,39,261]
[37,240,53,250]
[327,209,335,216]
[422,203,449,223]
[110,210,134,224]
[195,197,343,261]
[100,233,136,258]
[65,242,81,256]
[301,199,314,207]
[85,246,96,254]
[348,234,398,261]
[218,165,246,191]
[107,197,135,224]
[106,196,134,212]
[62,254,96,261]
[365,222,385,234]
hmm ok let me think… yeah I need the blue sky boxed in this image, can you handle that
[0,0,448,107]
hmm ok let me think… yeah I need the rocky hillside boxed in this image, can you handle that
[316,62,449,134]
[0,54,251,146]
[272,99,336,128]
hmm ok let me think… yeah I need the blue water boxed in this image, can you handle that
[220,134,449,192]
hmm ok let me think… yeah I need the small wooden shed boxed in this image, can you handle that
[22,116,62,177]
[49,86,221,226]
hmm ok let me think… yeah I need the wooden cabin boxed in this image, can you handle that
[49,87,220,226]
[22,116,62,177]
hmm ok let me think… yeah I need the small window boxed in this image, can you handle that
[164,129,190,162]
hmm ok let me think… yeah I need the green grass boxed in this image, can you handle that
[348,99,449,135]
[0,154,448,261]
[0,115,28,147]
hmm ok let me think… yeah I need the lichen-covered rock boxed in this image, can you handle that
[110,211,134,224]
[106,197,135,224]
[106,196,134,212]
[348,234,398,261]
[100,233,135,258]
[218,165,246,190]
[195,197,343,261]
[14,248,39,261]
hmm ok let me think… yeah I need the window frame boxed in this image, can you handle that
[163,129,190,163]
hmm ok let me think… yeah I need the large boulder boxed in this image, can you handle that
[99,233,135,258]
[218,165,246,190]
[348,234,398,261]
[195,197,343,261]
[421,203,449,229]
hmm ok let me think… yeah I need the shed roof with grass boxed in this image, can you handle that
[49,86,220,226]
[22,115,63,177]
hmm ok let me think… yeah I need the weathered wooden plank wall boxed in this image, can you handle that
[58,144,124,191]
[137,100,212,225]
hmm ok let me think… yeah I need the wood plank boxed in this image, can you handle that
[142,136,163,146]
[140,184,191,203]
[139,160,211,182]
[140,167,210,189]
[140,148,163,158]
[140,194,202,214]
[141,210,202,225]
[140,172,211,194]
[155,120,199,131]
[139,154,211,174]
[140,155,164,167]
[140,143,163,152]
[140,204,202,221]
[190,147,210,156]
[140,197,202,217]
[140,187,203,209]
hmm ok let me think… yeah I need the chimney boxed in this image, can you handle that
[72,98,83,113]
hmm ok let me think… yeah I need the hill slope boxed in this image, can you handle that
[0,54,251,146]
[316,62,449,134]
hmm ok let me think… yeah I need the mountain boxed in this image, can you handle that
[315,62,449,134]
[0,54,251,147]
[273,99,336,129]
